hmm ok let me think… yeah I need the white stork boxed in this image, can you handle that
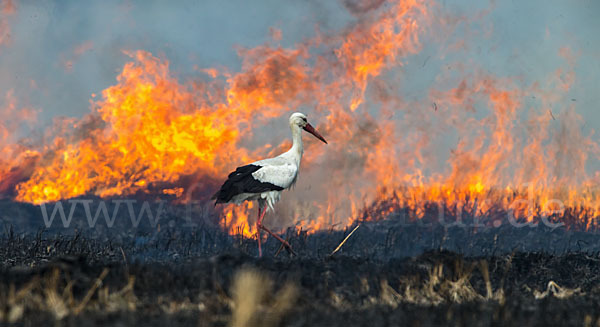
[212,112,327,256]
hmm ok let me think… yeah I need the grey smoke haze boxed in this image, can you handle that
[1,1,598,119]
[0,0,352,122]
[0,0,598,176]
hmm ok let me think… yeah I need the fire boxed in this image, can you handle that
[334,0,425,111]
[16,51,241,203]
[1,0,599,236]
[0,0,15,48]
[0,90,38,196]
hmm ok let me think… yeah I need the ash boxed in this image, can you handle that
[1,200,600,326]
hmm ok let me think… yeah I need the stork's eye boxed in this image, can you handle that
[302,117,307,122]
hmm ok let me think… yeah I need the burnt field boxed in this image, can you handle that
[1,0,599,325]
[2,200,600,326]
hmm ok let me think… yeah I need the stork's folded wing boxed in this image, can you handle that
[251,163,298,189]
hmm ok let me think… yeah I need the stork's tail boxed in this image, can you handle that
[211,190,224,206]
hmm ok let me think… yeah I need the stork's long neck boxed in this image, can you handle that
[288,124,303,166]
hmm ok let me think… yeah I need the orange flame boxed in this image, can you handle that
[0,90,39,196]
[0,0,16,48]
[1,0,599,236]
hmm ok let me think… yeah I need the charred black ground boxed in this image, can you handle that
[1,199,600,326]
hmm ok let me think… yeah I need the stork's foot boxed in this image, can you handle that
[259,224,297,256]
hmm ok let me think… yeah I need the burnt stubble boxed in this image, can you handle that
[1,200,600,326]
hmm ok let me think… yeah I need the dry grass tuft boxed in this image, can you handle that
[533,281,583,299]
[374,259,505,307]
[0,267,137,324]
[229,267,298,327]
[399,262,482,305]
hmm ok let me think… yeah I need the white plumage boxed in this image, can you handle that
[212,112,327,256]
[249,155,299,209]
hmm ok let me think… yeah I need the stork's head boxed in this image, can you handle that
[289,112,327,144]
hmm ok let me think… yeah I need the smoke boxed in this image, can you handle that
[0,0,599,230]
[0,0,15,48]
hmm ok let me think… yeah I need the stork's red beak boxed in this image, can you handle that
[303,123,328,144]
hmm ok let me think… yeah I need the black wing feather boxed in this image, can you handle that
[212,164,284,204]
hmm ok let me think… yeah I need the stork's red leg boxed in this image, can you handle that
[256,207,296,256]
[260,225,296,256]
[256,206,266,257]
